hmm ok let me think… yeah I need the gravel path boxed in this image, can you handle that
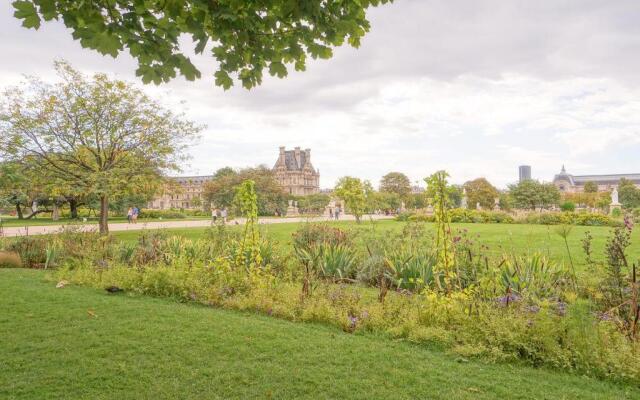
[0,214,394,237]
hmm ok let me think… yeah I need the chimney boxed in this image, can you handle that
[279,146,285,155]
[304,148,311,165]
[294,147,301,168]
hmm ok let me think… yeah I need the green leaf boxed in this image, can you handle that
[37,0,57,20]
[13,1,41,29]
[214,70,233,90]
[95,32,122,57]
[178,58,201,81]
[268,61,287,78]
[194,37,208,54]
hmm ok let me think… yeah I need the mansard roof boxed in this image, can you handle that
[283,150,308,171]
[553,166,640,186]
[274,147,318,174]
[572,173,640,185]
[170,175,214,184]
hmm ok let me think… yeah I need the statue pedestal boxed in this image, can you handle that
[610,202,622,215]
[286,200,299,217]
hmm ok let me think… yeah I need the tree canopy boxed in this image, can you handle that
[463,178,499,210]
[379,172,411,198]
[334,176,366,222]
[12,0,392,89]
[294,193,330,215]
[508,180,561,210]
[618,178,640,209]
[204,166,287,216]
[0,61,201,233]
[583,181,598,193]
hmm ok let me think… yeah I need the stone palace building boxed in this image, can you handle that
[147,146,320,209]
[552,165,640,193]
[146,175,213,210]
[272,146,320,196]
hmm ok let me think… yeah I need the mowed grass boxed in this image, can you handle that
[1,269,639,400]
[113,219,640,271]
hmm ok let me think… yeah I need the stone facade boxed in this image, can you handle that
[553,166,640,193]
[147,175,212,210]
[147,146,321,210]
[273,146,320,196]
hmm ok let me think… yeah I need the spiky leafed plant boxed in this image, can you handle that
[500,253,571,300]
[317,244,358,282]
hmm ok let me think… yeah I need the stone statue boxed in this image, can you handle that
[610,187,622,215]
[286,199,300,217]
[611,187,620,205]
[476,202,481,211]
[461,189,468,209]
[493,197,501,211]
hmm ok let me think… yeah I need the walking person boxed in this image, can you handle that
[127,207,133,224]
[132,206,139,224]
[334,207,340,221]
[221,207,228,224]
[211,207,218,224]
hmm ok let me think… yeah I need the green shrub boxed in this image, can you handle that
[398,210,514,224]
[560,201,576,212]
[518,212,620,227]
[139,209,187,219]
[292,223,351,252]
[408,213,434,222]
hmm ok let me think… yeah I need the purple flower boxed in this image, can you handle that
[496,293,520,305]
[555,301,567,316]
[525,305,540,314]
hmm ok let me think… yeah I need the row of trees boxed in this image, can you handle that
[376,172,560,212]
[377,171,640,212]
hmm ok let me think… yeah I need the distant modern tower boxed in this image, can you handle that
[519,165,532,182]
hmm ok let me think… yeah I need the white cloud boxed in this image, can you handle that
[1,0,640,189]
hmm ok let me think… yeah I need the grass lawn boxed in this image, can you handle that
[1,269,638,400]
[112,219,640,271]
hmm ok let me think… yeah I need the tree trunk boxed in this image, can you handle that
[69,199,79,219]
[25,210,49,219]
[15,203,23,219]
[52,203,60,221]
[99,195,109,235]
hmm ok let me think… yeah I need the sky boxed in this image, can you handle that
[1,0,640,189]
